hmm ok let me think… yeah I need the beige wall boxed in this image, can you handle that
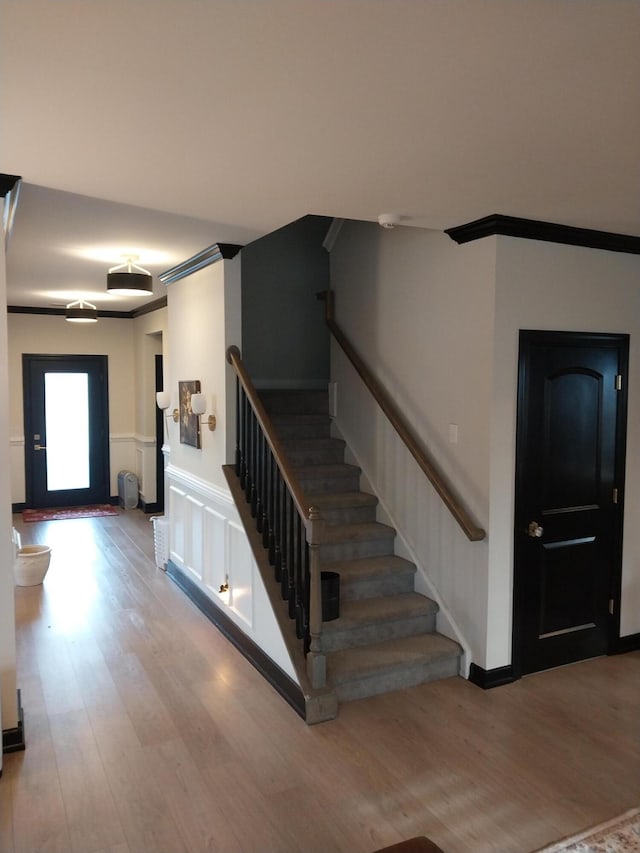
[8,309,167,504]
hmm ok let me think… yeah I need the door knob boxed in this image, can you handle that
[33,444,47,451]
[527,521,544,538]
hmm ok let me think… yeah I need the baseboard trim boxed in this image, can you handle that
[11,502,26,513]
[612,633,640,655]
[2,689,26,754]
[166,561,305,719]
[139,499,161,514]
[468,663,517,689]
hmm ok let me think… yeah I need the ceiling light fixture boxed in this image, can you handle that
[65,299,98,323]
[107,254,153,296]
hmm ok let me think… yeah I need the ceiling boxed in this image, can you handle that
[2,0,639,311]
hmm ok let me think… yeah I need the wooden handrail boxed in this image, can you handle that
[319,291,486,542]
[226,345,312,524]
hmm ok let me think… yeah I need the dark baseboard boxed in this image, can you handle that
[166,560,305,719]
[11,502,27,513]
[2,689,26,754]
[612,633,640,655]
[139,499,161,514]
[468,663,517,689]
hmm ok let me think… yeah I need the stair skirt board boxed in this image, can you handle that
[252,388,463,706]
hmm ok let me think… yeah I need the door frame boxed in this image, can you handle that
[23,353,111,508]
[512,330,629,678]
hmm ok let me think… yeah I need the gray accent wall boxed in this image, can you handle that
[241,215,331,388]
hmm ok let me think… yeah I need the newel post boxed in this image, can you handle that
[306,506,326,689]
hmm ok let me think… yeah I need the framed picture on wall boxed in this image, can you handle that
[179,380,201,448]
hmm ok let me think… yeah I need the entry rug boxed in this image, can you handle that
[535,808,640,852]
[22,504,119,522]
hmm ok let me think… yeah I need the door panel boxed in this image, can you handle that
[514,332,627,675]
[23,355,110,508]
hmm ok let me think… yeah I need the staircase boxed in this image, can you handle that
[260,388,462,704]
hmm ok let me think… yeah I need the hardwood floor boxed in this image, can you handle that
[2,509,639,853]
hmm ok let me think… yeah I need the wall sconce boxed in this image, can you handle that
[190,393,216,431]
[156,391,179,423]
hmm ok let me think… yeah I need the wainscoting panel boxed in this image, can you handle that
[227,520,254,629]
[165,463,297,681]
[185,494,205,581]
[203,507,226,596]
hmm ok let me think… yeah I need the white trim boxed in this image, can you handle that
[323,218,345,253]
[165,463,234,508]
[109,433,136,444]
[134,433,156,446]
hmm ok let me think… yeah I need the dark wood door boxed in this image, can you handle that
[514,331,628,675]
[23,354,110,508]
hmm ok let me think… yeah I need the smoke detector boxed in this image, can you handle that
[378,213,401,229]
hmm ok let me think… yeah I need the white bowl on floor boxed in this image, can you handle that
[14,545,52,586]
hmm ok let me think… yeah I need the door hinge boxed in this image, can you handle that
[615,374,623,391]
[609,598,615,616]
[613,487,619,504]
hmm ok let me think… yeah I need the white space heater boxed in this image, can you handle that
[117,470,139,510]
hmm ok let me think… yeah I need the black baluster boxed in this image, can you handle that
[288,499,297,620]
[273,469,282,581]
[255,425,263,532]
[303,541,311,654]
[267,453,276,563]
[250,410,258,517]
[295,514,303,639]
[244,397,252,502]
[262,437,270,548]
[234,377,241,476]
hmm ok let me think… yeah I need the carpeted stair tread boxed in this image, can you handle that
[327,633,462,684]
[280,437,345,451]
[294,462,360,478]
[322,521,396,545]
[323,592,437,631]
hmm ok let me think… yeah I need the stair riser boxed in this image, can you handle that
[334,656,460,703]
[297,474,361,494]
[320,505,378,525]
[260,392,328,415]
[322,613,437,652]
[285,447,346,466]
[320,537,395,562]
[341,573,415,601]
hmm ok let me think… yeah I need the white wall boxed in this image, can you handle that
[164,257,296,680]
[489,236,640,661]
[0,228,18,730]
[330,221,495,669]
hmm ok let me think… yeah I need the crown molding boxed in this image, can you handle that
[8,296,166,319]
[445,214,640,255]
[159,242,243,285]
